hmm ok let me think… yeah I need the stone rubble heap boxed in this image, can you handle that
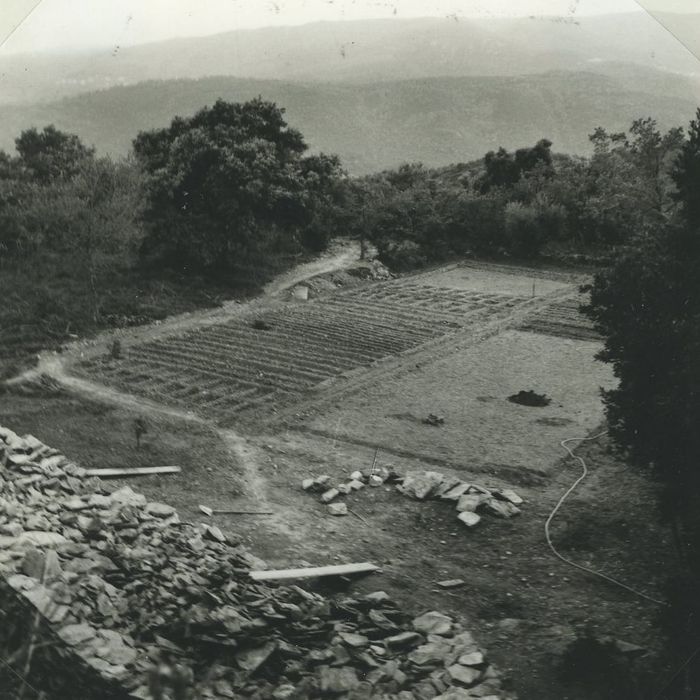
[303,468,523,529]
[0,426,515,699]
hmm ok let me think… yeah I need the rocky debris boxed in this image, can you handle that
[422,414,445,427]
[327,503,349,517]
[303,467,523,531]
[0,425,516,699]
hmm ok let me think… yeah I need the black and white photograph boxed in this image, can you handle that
[0,1,699,698]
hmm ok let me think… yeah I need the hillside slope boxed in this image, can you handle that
[0,71,696,174]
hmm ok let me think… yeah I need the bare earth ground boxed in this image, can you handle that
[0,253,679,698]
[294,329,615,476]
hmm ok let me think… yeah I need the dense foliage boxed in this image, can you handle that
[585,109,700,698]
[353,119,684,270]
[133,98,346,272]
[0,103,349,377]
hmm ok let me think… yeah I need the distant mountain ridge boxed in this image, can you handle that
[0,70,695,174]
[1,14,698,106]
[0,14,697,174]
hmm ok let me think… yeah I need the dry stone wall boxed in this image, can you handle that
[0,425,515,699]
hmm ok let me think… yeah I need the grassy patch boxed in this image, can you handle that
[0,392,241,519]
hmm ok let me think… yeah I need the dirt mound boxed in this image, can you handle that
[507,390,551,407]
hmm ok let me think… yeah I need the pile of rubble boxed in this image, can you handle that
[303,468,523,529]
[0,425,515,699]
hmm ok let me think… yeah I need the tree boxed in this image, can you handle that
[15,125,95,184]
[478,139,553,193]
[134,98,335,271]
[672,108,700,228]
[585,111,700,697]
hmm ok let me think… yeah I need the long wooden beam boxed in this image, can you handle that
[85,466,181,477]
[249,562,379,582]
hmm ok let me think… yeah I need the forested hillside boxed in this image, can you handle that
[0,71,695,174]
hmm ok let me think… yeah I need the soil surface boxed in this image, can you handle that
[1,252,679,699]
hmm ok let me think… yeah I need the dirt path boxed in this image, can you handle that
[263,239,360,297]
[9,239,361,386]
[5,242,362,506]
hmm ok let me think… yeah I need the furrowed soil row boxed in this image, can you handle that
[75,271,573,425]
[127,346,313,392]
[85,356,280,415]
[309,300,457,335]
[517,296,600,341]
[183,323,384,368]
[267,313,417,352]
[155,338,330,385]
[172,333,355,377]
[200,327,380,369]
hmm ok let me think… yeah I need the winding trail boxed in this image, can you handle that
[6,241,361,504]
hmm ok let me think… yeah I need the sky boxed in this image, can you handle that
[0,0,694,55]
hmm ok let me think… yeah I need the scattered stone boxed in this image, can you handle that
[348,480,365,491]
[235,642,276,672]
[480,499,520,519]
[385,632,423,650]
[458,651,484,667]
[340,632,370,649]
[409,640,454,667]
[456,494,487,513]
[369,475,384,487]
[612,639,647,656]
[19,531,68,548]
[413,611,453,636]
[436,579,465,589]
[321,488,340,503]
[204,525,226,543]
[399,471,445,500]
[447,663,482,687]
[319,665,360,693]
[440,483,472,501]
[63,496,89,511]
[59,623,97,646]
[328,503,349,517]
[434,477,463,498]
[145,502,175,518]
[492,489,523,506]
[457,512,481,528]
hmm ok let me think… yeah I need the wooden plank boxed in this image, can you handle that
[199,505,273,516]
[249,562,379,582]
[85,466,181,477]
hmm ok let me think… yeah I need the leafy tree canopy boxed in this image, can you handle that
[14,125,95,184]
[133,98,343,271]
